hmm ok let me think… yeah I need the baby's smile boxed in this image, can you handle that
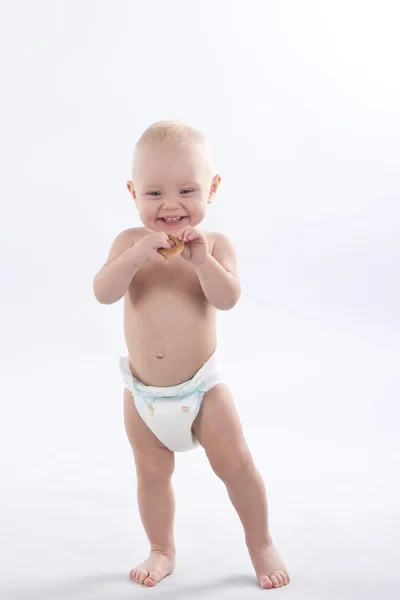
[158,216,188,227]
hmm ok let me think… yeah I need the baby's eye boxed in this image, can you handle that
[181,189,195,195]
[147,191,161,197]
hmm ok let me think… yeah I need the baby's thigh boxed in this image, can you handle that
[193,383,252,472]
[123,388,174,479]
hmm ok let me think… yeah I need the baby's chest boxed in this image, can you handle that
[128,260,205,304]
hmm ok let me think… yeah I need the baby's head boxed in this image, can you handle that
[126,121,221,232]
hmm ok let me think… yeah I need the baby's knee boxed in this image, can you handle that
[135,452,175,486]
[208,445,255,484]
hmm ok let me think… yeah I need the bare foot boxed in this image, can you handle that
[129,551,175,587]
[249,543,291,589]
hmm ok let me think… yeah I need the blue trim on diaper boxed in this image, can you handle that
[138,380,205,401]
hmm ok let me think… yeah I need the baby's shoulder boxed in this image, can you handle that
[113,226,147,245]
[201,229,225,241]
[129,226,150,244]
[202,229,235,252]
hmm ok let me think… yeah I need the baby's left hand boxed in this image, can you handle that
[177,227,209,265]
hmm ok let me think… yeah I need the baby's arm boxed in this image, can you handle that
[93,229,138,304]
[195,233,241,310]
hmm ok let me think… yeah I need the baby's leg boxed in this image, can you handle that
[192,383,290,589]
[123,388,176,587]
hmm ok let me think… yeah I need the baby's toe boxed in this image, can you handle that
[138,569,150,584]
[270,574,281,587]
[129,569,148,584]
[144,572,158,587]
[259,575,274,589]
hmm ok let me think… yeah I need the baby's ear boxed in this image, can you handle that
[126,180,137,201]
[208,174,222,202]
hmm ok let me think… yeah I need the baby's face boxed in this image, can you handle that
[127,140,220,233]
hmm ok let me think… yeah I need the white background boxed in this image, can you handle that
[1,1,399,598]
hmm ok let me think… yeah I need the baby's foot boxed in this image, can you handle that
[249,543,290,589]
[129,551,175,587]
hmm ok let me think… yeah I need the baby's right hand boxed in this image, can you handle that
[131,232,173,267]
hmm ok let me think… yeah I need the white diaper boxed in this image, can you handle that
[119,351,224,452]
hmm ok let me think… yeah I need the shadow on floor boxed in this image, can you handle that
[1,572,258,600]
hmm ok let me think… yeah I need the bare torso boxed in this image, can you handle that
[124,227,219,386]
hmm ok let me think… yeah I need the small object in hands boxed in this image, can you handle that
[156,352,164,359]
[158,234,184,259]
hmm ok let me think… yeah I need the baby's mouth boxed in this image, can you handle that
[158,216,187,226]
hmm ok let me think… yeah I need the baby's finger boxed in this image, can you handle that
[186,231,201,242]
[181,231,194,242]
[156,238,174,249]
[178,227,192,241]
[158,233,174,246]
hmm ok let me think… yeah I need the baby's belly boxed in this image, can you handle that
[123,300,217,386]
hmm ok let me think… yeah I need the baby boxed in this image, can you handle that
[93,121,290,590]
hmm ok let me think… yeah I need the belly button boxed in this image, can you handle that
[156,352,164,360]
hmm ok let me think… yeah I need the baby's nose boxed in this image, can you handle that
[162,197,180,208]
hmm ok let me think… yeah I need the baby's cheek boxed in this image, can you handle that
[139,204,155,220]
[194,199,208,218]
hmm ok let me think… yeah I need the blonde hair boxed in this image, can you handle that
[132,120,215,178]
[136,120,207,147]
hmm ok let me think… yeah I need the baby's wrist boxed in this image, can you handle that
[194,252,213,269]
[125,245,141,268]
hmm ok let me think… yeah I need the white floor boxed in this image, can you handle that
[1,318,399,600]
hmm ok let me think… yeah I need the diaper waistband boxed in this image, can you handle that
[119,350,221,399]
